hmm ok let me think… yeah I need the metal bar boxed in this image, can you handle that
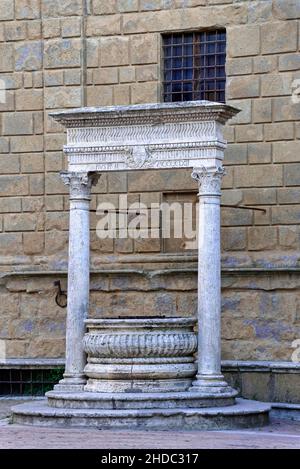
[221,204,267,213]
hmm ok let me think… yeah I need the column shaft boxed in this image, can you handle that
[190,167,235,396]
[55,171,99,392]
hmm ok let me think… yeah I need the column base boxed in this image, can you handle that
[53,374,86,393]
[189,374,238,397]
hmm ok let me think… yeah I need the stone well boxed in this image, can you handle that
[83,318,197,393]
[12,101,271,429]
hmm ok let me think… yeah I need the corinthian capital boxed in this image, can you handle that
[191,166,225,196]
[60,171,100,200]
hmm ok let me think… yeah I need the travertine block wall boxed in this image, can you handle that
[0,0,300,360]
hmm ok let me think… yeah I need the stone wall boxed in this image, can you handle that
[0,0,300,361]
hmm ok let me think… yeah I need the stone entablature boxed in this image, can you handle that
[50,101,237,172]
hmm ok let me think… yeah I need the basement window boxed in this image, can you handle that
[162,30,226,103]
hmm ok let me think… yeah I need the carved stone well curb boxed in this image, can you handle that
[83,318,197,393]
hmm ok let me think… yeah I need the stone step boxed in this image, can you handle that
[11,399,270,430]
[46,390,237,410]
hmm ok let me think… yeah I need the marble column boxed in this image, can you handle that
[190,166,235,396]
[55,171,100,391]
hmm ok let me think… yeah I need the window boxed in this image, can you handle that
[163,30,226,103]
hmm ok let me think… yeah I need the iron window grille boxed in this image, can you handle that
[0,368,64,396]
[163,30,226,103]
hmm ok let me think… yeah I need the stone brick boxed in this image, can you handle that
[0,176,28,196]
[261,74,293,97]
[277,188,300,204]
[253,99,272,123]
[224,143,247,165]
[228,99,251,125]
[15,89,43,110]
[248,226,277,251]
[221,207,252,226]
[0,198,22,213]
[248,143,272,165]
[247,0,273,23]
[61,18,81,38]
[261,21,297,54]
[29,174,45,195]
[128,168,197,192]
[227,76,260,99]
[140,0,161,11]
[114,84,130,105]
[272,206,300,225]
[253,56,277,74]
[64,69,81,85]
[45,230,68,254]
[0,1,15,20]
[44,39,81,68]
[11,135,44,153]
[0,91,15,112]
[45,133,66,151]
[134,233,161,253]
[136,64,159,82]
[100,37,129,66]
[42,19,61,38]
[284,164,300,186]
[279,54,300,72]
[108,173,128,193]
[0,155,20,174]
[273,142,300,163]
[16,1,41,19]
[0,233,23,255]
[273,97,300,122]
[273,0,300,20]
[45,86,81,109]
[235,124,263,143]
[27,20,42,40]
[93,68,118,85]
[21,196,43,212]
[243,188,276,206]
[221,189,243,206]
[3,112,33,136]
[227,25,260,57]
[0,138,9,154]
[45,212,69,231]
[45,195,64,211]
[221,227,247,251]
[20,153,44,173]
[265,123,294,142]
[5,22,27,42]
[86,38,99,68]
[92,0,117,15]
[44,70,64,87]
[131,82,159,104]
[119,66,135,83]
[86,15,121,36]
[42,0,82,17]
[0,44,14,72]
[15,41,42,71]
[45,152,64,172]
[235,165,283,188]
[4,213,38,232]
[86,86,113,106]
[23,232,44,254]
[45,173,68,194]
[226,57,252,76]
[131,34,159,64]
[278,226,300,249]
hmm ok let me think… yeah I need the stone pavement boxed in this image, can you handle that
[0,399,299,449]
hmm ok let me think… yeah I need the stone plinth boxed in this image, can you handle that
[83,318,197,393]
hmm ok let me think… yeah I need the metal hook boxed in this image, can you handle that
[54,280,67,308]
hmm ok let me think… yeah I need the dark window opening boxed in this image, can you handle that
[163,30,226,103]
[0,368,64,396]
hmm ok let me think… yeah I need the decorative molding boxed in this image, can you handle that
[192,166,225,196]
[83,332,197,359]
[60,171,100,200]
